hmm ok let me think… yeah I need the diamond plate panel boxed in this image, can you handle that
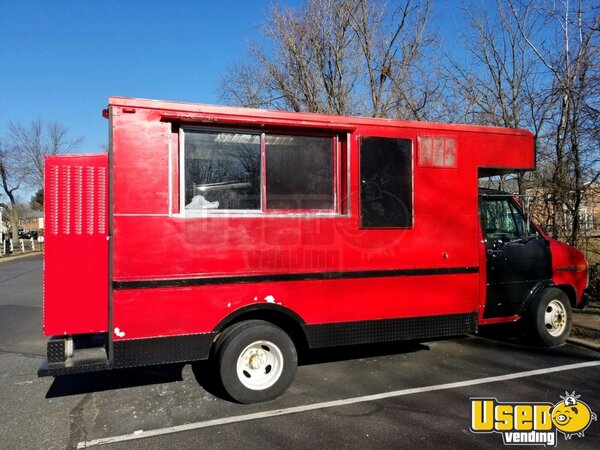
[305,312,478,348]
[47,337,66,363]
[113,333,216,369]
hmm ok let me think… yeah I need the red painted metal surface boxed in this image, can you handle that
[105,97,536,341]
[113,274,479,340]
[549,238,588,305]
[42,97,590,343]
[44,154,109,335]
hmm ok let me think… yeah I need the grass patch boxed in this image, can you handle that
[582,305,600,315]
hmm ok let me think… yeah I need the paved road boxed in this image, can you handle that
[0,254,46,357]
[1,255,599,449]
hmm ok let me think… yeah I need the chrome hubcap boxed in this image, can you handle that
[236,340,284,390]
[544,299,567,336]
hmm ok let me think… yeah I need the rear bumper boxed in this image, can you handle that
[38,358,110,377]
[38,334,110,377]
[38,332,215,377]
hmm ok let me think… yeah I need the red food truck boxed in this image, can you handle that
[39,97,589,403]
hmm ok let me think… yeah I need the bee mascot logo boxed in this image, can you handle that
[470,391,596,446]
[551,392,597,440]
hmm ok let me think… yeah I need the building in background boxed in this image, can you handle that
[21,211,44,235]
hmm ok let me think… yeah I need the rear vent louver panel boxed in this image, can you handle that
[48,163,108,236]
[43,153,109,336]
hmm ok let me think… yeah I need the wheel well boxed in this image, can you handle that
[554,284,577,308]
[214,307,308,355]
[524,281,577,314]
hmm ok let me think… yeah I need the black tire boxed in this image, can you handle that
[526,287,572,347]
[216,320,297,403]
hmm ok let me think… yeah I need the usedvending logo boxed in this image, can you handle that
[470,392,597,446]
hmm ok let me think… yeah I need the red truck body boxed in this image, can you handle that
[40,97,588,401]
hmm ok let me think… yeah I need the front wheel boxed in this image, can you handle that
[216,320,297,403]
[526,287,572,347]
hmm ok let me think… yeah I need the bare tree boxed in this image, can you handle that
[8,119,82,191]
[348,0,437,118]
[442,0,555,193]
[1,120,81,241]
[443,0,599,248]
[220,0,438,119]
[0,141,27,241]
[508,0,600,245]
[220,61,285,110]
[222,0,360,114]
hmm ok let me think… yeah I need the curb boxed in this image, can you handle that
[0,252,43,264]
[571,325,600,339]
[566,336,600,352]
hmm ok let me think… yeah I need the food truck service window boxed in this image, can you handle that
[182,129,337,215]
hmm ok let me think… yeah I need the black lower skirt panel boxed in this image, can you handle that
[304,312,478,348]
[113,332,217,369]
[40,313,477,376]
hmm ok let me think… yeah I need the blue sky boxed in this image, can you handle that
[0,1,275,151]
[0,1,467,153]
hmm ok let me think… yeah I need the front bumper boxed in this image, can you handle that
[577,289,593,309]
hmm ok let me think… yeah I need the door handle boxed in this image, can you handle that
[487,249,503,257]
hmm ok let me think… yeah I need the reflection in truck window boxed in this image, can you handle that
[265,135,333,210]
[184,131,261,210]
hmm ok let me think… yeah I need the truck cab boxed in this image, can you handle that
[478,189,588,345]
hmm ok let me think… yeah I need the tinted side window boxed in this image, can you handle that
[480,199,531,240]
[184,131,261,210]
[266,135,334,210]
[481,199,516,238]
[360,137,413,228]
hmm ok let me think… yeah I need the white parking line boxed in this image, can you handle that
[77,360,600,448]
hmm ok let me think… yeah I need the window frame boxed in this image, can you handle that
[179,126,343,218]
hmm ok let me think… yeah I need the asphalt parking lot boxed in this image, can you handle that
[1,254,599,449]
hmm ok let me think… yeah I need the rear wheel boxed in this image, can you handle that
[216,320,297,403]
[527,288,572,347]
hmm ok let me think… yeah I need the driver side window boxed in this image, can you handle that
[480,199,524,241]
